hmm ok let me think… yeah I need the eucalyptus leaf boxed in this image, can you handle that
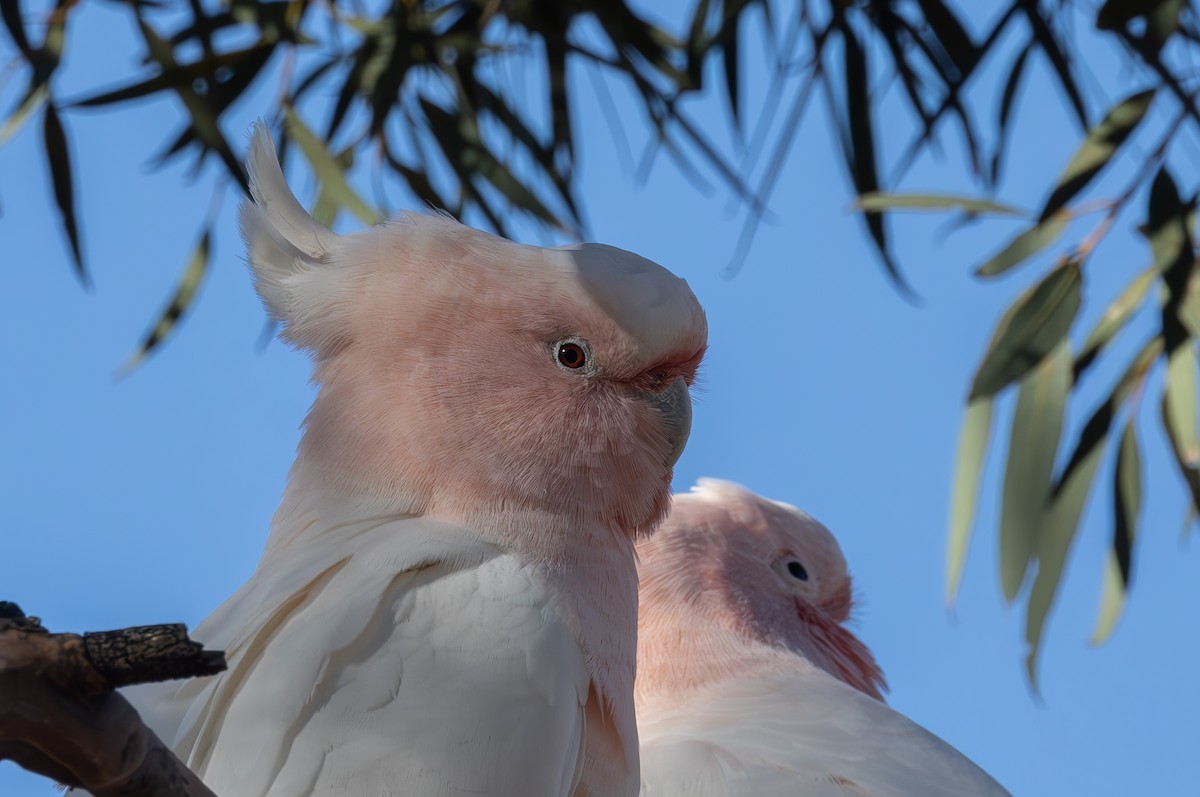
[1075,267,1156,378]
[946,396,994,606]
[970,259,1083,399]
[1040,90,1155,221]
[999,341,1070,601]
[285,108,382,226]
[1091,420,1141,645]
[854,192,1022,216]
[119,228,212,376]
[975,213,1070,278]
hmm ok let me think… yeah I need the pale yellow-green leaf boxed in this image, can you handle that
[1163,342,1199,468]
[975,213,1070,278]
[1091,420,1141,645]
[285,107,382,226]
[853,192,1022,216]
[946,396,994,606]
[118,229,212,376]
[1077,267,1156,371]
[0,83,48,147]
[999,341,1070,601]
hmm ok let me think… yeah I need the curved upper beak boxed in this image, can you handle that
[644,376,692,467]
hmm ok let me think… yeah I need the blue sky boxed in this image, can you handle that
[2,3,1198,796]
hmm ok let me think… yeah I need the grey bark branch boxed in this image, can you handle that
[0,601,225,797]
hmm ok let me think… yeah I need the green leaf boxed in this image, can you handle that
[1025,419,1107,690]
[999,341,1070,601]
[1040,90,1155,221]
[284,107,382,226]
[1060,336,1162,490]
[946,396,994,606]
[1163,342,1200,468]
[970,259,1083,399]
[853,192,1022,216]
[1091,419,1141,645]
[1075,266,1157,377]
[42,103,84,283]
[118,228,212,376]
[976,212,1070,277]
[311,146,355,229]
[0,83,48,147]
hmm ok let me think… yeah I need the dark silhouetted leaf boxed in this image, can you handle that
[1097,0,1186,54]
[1000,341,1070,601]
[975,213,1070,277]
[838,18,914,298]
[990,42,1032,185]
[946,396,994,606]
[1039,90,1155,221]
[1058,336,1161,490]
[1075,267,1156,378]
[970,258,1082,399]
[854,192,1021,216]
[119,228,211,376]
[916,0,978,77]
[1020,0,1089,129]
[1091,419,1141,645]
[1,3,34,57]
[42,103,84,282]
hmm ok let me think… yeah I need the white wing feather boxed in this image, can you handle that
[124,518,591,797]
[639,667,1009,797]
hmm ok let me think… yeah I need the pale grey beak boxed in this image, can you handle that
[645,377,692,467]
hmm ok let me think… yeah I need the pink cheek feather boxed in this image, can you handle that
[793,597,889,702]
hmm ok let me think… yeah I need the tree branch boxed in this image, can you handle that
[0,602,225,797]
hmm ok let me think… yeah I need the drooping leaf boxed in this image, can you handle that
[311,146,355,229]
[1025,420,1106,689]
[1039,90,1155,221]
[1021,0,1089,130]
[990,42,1032,186]
[838,17,913,298]
[946,396,994,606]
[1162,377,1200,513]
[999,341,1071,601]
[1075,267,1157,378]
[285,108,381,226]
[975,213,1070,277]
[1097,0,1186,54]
[0,83,48,147]
[42,103,84,283]
[118,228,212,376]
[853,192,1022,216]
[1091,419,1141,645]
[1163,342,1200,468]
[970,258,1083,399]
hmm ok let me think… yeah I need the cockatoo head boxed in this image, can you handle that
[637,479,887,700]
[240,125,706,542]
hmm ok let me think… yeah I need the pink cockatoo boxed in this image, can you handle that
[120,124,706,797]
[635,479,1010,797]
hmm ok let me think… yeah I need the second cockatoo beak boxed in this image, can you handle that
[646,376,692,467]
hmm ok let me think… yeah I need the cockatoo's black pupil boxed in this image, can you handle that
[787,561,808,581]
[558,343,586,368]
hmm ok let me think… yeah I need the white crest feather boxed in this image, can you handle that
[239,121,337,329]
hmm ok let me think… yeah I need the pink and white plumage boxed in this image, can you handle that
[635,479,1009,797]
[120,124,706,797]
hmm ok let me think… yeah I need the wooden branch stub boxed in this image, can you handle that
[84,624,227,689]
[0,602,224,796]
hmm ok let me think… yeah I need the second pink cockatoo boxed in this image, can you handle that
[118,125,707,797]
[635,479,1010,797]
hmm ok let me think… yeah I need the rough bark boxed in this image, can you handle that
[0,601,225,796]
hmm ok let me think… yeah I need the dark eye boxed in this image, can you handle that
[787,561,808,581]
[556,342,587,369]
